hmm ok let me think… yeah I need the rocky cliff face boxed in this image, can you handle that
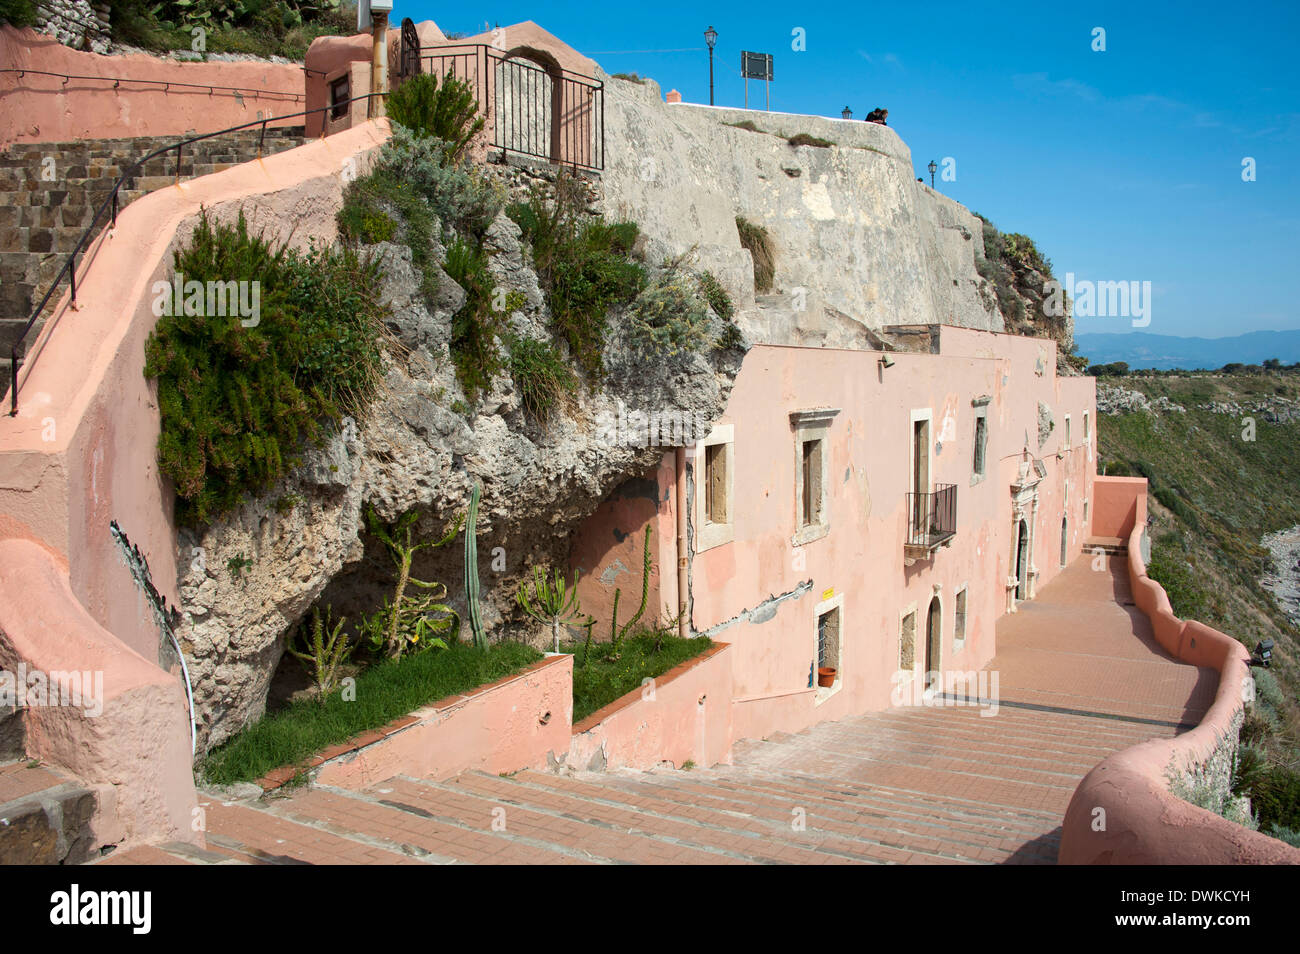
[597,76,1005,348]
[177,206,742,750]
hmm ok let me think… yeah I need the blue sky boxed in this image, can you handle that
[408,0,1299,339]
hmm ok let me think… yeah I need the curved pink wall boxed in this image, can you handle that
[0,120,391,848]
[1059,486,1300,864]
[1,26,306,148]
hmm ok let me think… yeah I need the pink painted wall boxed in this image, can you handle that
[1091,475,1145,539]
[569,465,670,636]
[0,536,196,848]
[677,331,1095,742]
[569,643,733,771]
[1,26,305,148]
[315,654,573,789]
[1059,490,1300,864]
[0,121,390,847]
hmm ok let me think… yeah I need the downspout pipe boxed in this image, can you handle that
[676,446,689,638]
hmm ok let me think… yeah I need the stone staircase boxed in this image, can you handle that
[102,699,1174,865]
[0,126,308,382]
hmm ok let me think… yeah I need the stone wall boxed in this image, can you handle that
[597,74,1005,350]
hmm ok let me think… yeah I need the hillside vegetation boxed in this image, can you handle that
[1095,370,1300,837]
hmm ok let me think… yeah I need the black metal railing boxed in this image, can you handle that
[5,93,379,416]
[413,44,604,171]
[906,483,957,549]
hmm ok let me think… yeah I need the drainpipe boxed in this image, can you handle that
[676,446,689,638]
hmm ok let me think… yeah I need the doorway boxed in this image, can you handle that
[1015,519,1029,600]
[925,596,941,678]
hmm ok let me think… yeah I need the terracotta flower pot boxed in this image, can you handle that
[817,667,837,687]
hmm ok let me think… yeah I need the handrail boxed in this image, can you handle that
[6,92,381,416]
[0,67,306,102]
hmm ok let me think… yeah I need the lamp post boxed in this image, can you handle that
[842,106,852,120]
[928,159,937,187]
[705,25,718,105]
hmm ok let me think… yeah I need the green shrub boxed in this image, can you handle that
[508,335,578,422]
[444,237,505,400]
[144,210,387,526]
[338,165,439,302]
[1247,764,1300,831]
[724,119,764,133]
[698,270,733,320]
[735,216,775,292]
[787,132,834,148]
[1145,538,1209,621]
[507,176,645,378]
[627,267,714,359]
[386,71,486,162]
[380,126,504,241]
[0,0,36,27]
[1154,485,1199,528]
[1253,668,1286,711]
[611,72,646,84]
[1266,824,1300,848]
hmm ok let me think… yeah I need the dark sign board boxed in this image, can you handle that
[741,51,773,81]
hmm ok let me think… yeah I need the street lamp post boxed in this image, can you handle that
[842,106,852,120]
[705,25,718,105]
[928,159,937,187]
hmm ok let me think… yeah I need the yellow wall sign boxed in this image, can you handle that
[822,587,834,601]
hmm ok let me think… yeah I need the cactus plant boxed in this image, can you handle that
[517,566,584,653]
[364,503,461,659]
[609,525,653,651]
[465,482,487,649]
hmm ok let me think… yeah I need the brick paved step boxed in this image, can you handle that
[94,840,248,865]
[613,765,1061,848]
[383,774,763,864]
[197,794,424,865]
[786,710,1159,773]
[505,769,1009,863]
[266,785,595,865]
[450,769,935,864]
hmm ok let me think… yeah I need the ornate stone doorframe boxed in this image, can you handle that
[1007,450,1045,613]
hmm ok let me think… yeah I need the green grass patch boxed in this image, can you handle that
[568,631,713,723]
[507,334,578,423]
[201,641,543,785]
[735,216,775,292]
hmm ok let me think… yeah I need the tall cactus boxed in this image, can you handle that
[464,482,486,649]
[610,525,652,650]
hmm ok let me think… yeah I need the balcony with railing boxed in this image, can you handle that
[905,483,957,562]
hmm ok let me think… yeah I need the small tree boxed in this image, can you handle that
[517,566,584,653]
[386,71,485,162]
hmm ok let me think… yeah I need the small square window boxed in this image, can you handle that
[789,408,837,546]
[695,424,734,551]
[973,415,988,477]
[899,609,917,671]
[705,442,729,526]
[330,76,351,120]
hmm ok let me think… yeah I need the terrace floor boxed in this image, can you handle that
[99,555,1215,865]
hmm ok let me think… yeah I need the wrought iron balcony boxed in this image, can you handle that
[905,483,957,560]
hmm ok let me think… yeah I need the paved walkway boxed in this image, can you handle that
[99,555,1214,865]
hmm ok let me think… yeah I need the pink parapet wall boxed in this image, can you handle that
[0,121,390,848]
[570,643,734,772]
[0,536,197,849]
[1059,483,1300,864]
[0,26,307,148]
[315,654,574,789]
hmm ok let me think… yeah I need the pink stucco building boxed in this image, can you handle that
[571,325,1096,742]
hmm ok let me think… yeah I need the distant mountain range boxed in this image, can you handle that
[1073,330,1300,371]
